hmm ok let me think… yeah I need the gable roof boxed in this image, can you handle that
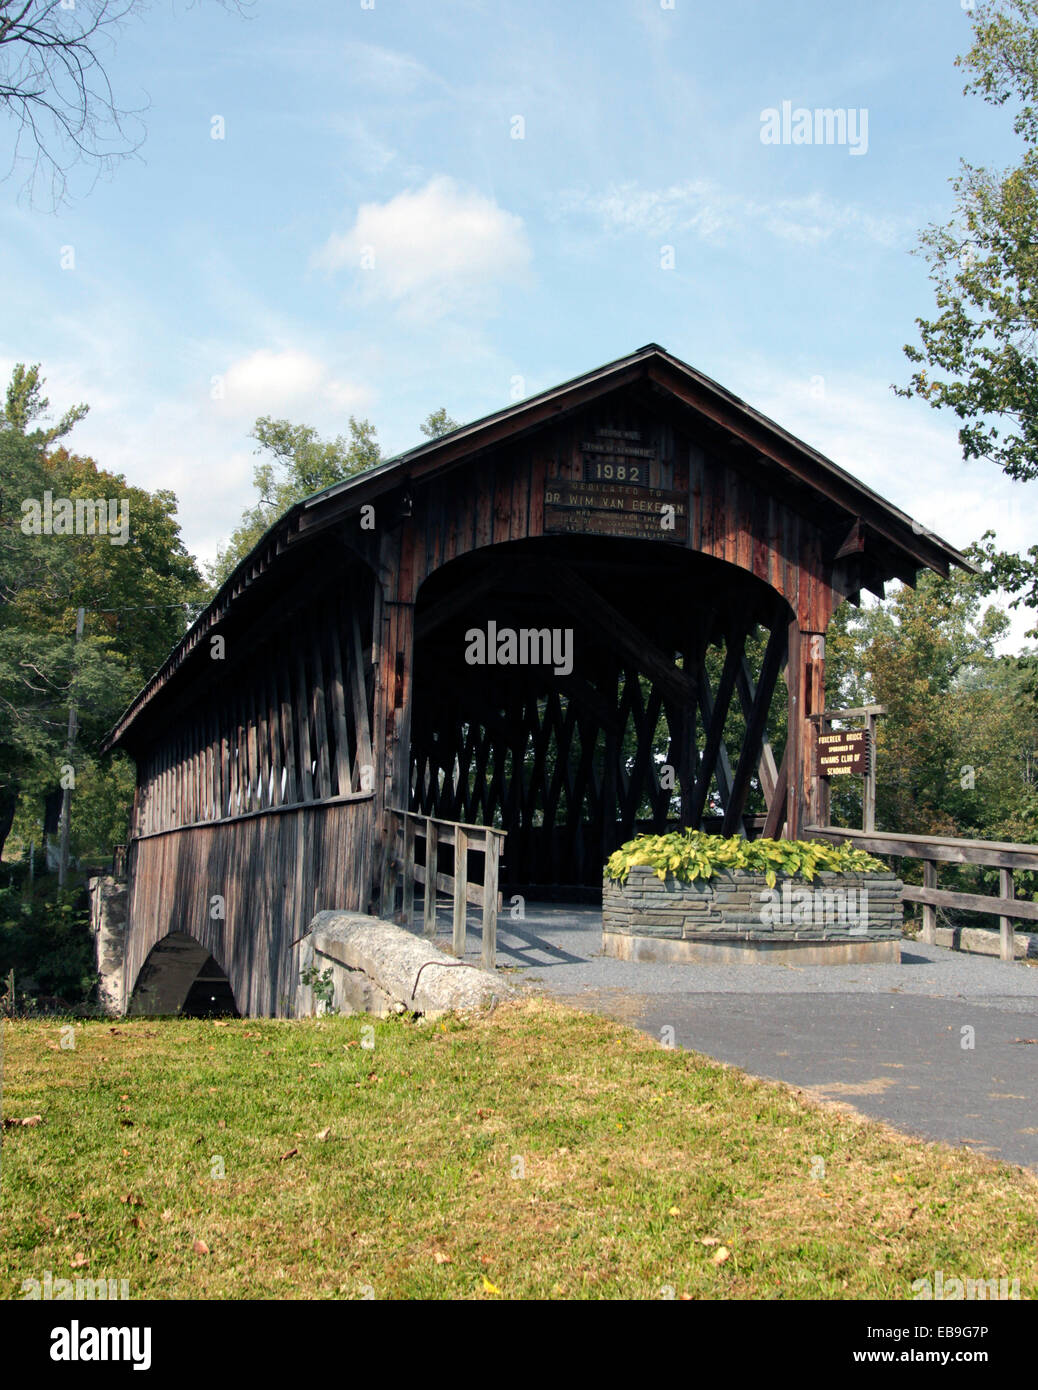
[104,343,973,751]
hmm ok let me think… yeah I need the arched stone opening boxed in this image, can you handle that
[128,932,239,1017]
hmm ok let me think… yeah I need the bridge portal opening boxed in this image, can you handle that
[410,536,792,896]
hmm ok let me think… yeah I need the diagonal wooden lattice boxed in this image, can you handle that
[409,569,790,885]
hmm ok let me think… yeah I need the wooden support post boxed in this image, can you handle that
[817,708,831,831]
[863,707,877,833]
[999,866,1014,962]
[295,651,314,802]
[762,744,789,840]
[293,808,306,945]
[380,814,397,920]
[423,818,438,937]
[804,634,825,830]
[401,813,416,927]
[921,859,937,945]
[482,831,499,971]
[328,617,353,798]
[786,627,824,838]
[722,613,785,836]
[452,827,468,956]
[350,603,374,791]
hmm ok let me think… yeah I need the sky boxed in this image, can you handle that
[2,0,1035,646]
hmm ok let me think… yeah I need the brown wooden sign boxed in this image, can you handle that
[581,426,656,486]
[816,728,870,777]
[544,480,688,544]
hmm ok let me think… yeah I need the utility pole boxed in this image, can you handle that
[57,606,84,889]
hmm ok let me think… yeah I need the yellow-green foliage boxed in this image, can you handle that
[605,830,888,890]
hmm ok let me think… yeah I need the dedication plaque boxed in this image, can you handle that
[544,422,686,542]
[543,479,688,543]
[815,728,870,777]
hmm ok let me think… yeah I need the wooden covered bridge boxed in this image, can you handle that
[102,344,969,1015]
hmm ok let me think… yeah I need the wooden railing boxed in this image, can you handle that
[807,825,1038,962]
[383,809,506,969]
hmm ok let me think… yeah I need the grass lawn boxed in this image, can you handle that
[1,998,1035,1300]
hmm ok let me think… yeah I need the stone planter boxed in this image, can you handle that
[603,865,903,965]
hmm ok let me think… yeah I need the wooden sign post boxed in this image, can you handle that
[811,705,886,832]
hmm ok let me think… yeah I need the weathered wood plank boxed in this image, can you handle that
[452,827,469,955]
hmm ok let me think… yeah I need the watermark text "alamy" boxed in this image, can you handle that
[760,101,868,156]
[465,621,573,677]
[21,491,130,546]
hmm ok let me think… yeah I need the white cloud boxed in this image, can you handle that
[556,179,909,250]
[314,177,532,322]
[218,349,371,415]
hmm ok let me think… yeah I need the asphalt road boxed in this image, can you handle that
[425,901,1038,1170]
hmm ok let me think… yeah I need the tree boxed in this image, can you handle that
[0,0,249,208]
[207,414,382,586]
[823,566,1027,839]
[899,0,1038,639]
[0,363,204,861]
[419,408,460,440]
[4,362,86,440]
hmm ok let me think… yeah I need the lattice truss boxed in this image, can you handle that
[409,552,789,886]
[135,581,374,835]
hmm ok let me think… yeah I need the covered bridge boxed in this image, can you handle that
[102,344,969,1015]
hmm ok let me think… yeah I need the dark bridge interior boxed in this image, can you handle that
[409,536,792,892]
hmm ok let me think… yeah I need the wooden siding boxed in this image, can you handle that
[126,796,375,1016]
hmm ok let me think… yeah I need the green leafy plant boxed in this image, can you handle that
[299,964,338,1015]
[605,830,888,891]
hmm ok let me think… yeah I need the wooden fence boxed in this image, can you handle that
[383,809,506,969]
[808,825,1038,962]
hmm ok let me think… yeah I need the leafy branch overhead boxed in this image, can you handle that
[206,405,462,588]
[205,414,382,588]
[900,0,1038,484]
[900,0,1038,638]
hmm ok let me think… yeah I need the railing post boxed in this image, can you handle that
[452,827,468,957]
[999,867,1014,962]
[423,818,438,938]
[482,831,500,971]
[921,858,937,945]
[401,813,416,928]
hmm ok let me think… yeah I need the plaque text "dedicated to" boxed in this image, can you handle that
[543,480,688,544]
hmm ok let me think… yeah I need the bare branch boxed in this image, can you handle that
[0,0,252,208]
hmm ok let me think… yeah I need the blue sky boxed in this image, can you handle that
[2,0,1034,644]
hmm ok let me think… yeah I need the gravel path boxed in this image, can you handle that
[412,901,1038,1170]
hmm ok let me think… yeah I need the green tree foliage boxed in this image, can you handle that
[419,408,460,439]
[0,364,203,862]
[207,406,463,587]
[825,567,1037,846]
[899,0,1038,637]
[207,414,381,586]
[0,878,94,1001]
